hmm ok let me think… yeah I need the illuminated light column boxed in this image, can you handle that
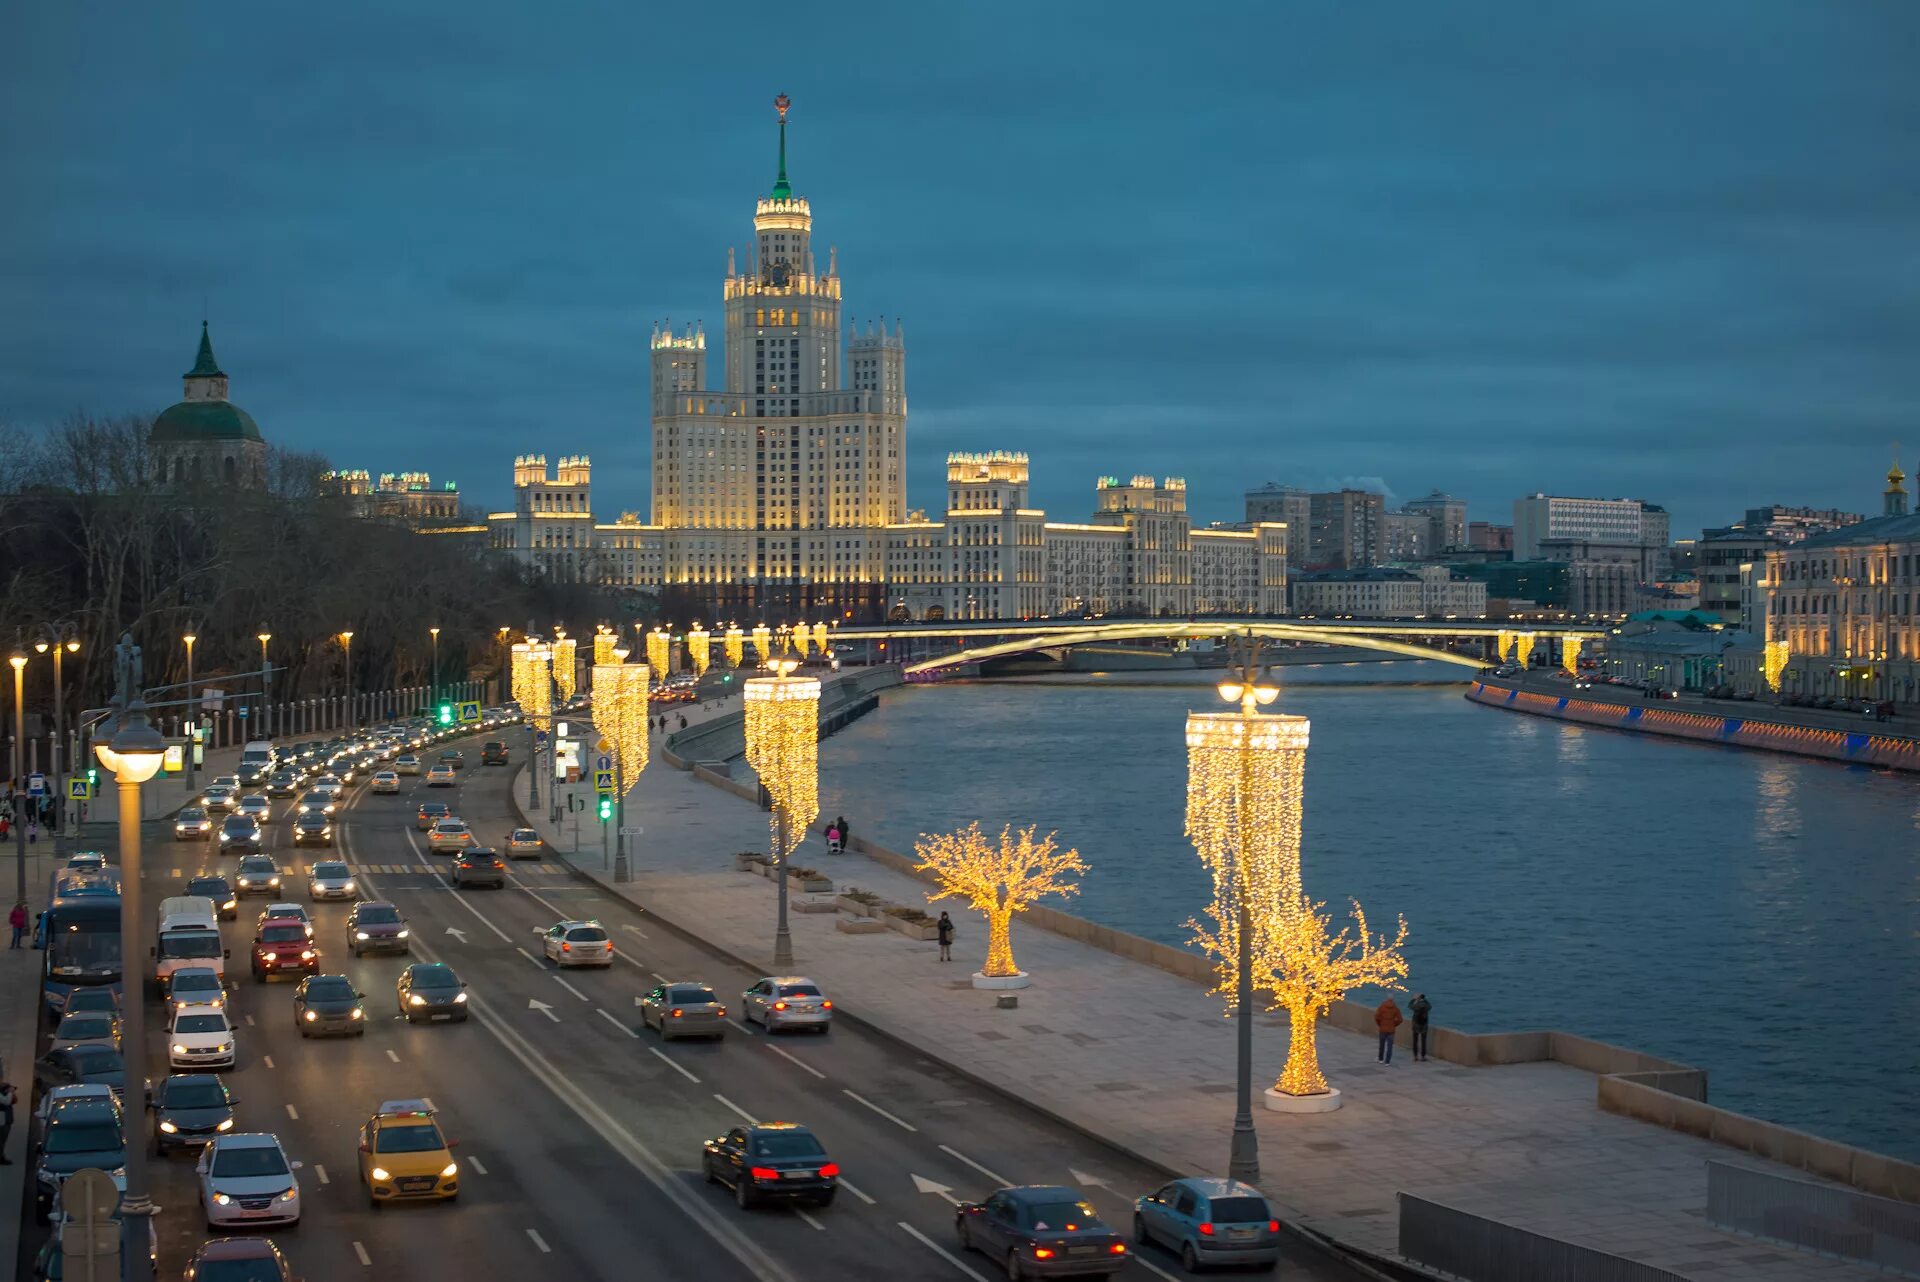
[429,626,441,709]
[1562,636,1582,675]
[593,627,618,667]
[812,621,829,658]
[257,628,272,736]
[750,625,772,666]
[647,628,671,678]
[688,625,711,677]
[1494,629,1513,667]
[512,639,552,808]
[744,660,818,969]
[724,626,745,670]
[552,632,578,703]
[591,653,650,883]
[9,649,25,904]
[1764,641,1790,694]
[1515,632,1537,671]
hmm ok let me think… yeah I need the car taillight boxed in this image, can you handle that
[818,1163,840,1179]
[1110,1243,1128,1255]
[749,1166,780,1181]
[670,1008,682,1018]
[561,942,570,952]
[773,1001,787,1011]
[1198,1223,1214,1236]
[1267,1219,1280,1233]
[1033,1248,1055,1260]
[821,1000,833,1009]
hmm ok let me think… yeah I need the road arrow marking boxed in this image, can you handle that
[1068,1167,1110,1189]
[445,926,468,943]
[528,999,559,1022]
[911,1174,961,1206]
[622,923,649,939]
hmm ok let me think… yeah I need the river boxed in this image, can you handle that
[812,663,1920,1162]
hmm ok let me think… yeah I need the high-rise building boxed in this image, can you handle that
[1245,483,1312,567]
[1511,494,1649,559]
[1307,489,1385,569]
[489,454,596,581]
[1404,490,1468,554]
[1382,510,1431,562]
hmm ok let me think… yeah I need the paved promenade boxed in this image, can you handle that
[512,693,1888,1281]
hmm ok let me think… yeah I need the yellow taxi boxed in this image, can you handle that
[358,1099,460,1205]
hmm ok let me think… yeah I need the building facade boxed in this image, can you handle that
[1245,483,1312,568]
[322,469,463,524]
[1292,566,1485,619]
[1307,489,1385,569]
[150,323,268,490]
[489,454,598,581]
[1512,493,1661,560]
[1404,490,1469,555]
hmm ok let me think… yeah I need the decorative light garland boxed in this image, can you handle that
[510,641,552,731]
[915,822,1086,979]
[751,625,772,666]
[1514,632,1537,672]
[1262,897,1409,1096]
[743,674,819,865]
[1764,641,1790,693]
[590,658,650,793]
[551,636,577,701]
[647,629,671,679]
[1495,630,1514,665]
[688,625,710,677]
[724,626,745,670]
[1562,637,1582,674]
[593,628,617,667]
[813,622,829,658]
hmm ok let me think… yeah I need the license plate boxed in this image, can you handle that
[430,1013,451,1021]
[1067,1246,1099,1257]
[783,1170,812,1179]
[1229,1228,1256,1240]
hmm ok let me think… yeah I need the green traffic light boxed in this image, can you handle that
[598,797,613,821]
[437,704,453,725]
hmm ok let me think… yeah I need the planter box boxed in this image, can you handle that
[883,915,939,941]
[834,895,883,917]
[791,898,838,915]
[790,874,834,894]
[835,917,888,935]
[734,854,768,872]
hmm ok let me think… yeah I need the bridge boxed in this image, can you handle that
[823,617,1607,678]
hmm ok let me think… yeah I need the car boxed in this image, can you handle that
[425,764,456,787]
[168,966,229,1014]
[741,977,833,1033]
[235,795,272,823]
[358,1099,461,1205]
[307,860,355,900]
[33,1100,125,1224]
[209,775,242,792]
[396,963,469,1023]
[290,813,334,848]
[370,771,400,794]
[451,848,507,889]
[639,983,726,1041]
[49,1010,122,1054]
[438,749,466,770]
[152,1074,238,1153]
[702,1122,839,1210]
[250,918,317,982]
[537,919,612,966]
[1133,1178,1281,1271]
[36,1210,157,1280]
[415,802,450,830]
[217,815,263,854]
[295,790,337,817]
[346,901,410,956]
[956,1185,1129,1278]
[185,875,239,921]
[233,855,281,896]
[183,1238,293,1282]
[197,1132,302,1230]
[505,828,543,859]
[199,786,238,814]
[395,755,422,776]
[427,819,475,853]
[294,973,367,1037]
[257,903,313,933]
[310,775,345,799]
[481,741,509,766]
[34,1083,116,1133]
[264,772,300,798]
[168,1007,237,1069]
[62,851,107,873]
[59,987,122,1018]
[174,807,214,841]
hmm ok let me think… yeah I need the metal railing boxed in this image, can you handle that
[1708,1160,1920,1276]
[1397,1193,1690,1282]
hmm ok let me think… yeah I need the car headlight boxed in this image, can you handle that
[276,1188,297,1203]
[158,1120,179,1134]
[269,877,280,886]
[171,1043,188,1054]
[409,994,426,1006]
[299,950,314,961]
[342,880,353,892]
[213,1193,232,1205]
[216,1042,232,1053]
[303,1009,317,1022]
[453,991,468,1003]
[396,930,409,939]
[351,1007,364,1020]
[219,834,230,843]
[355,931,370,941]
[223,900,236,910]
[216,1118,233,1131]
[369,1166,391,1182]
[440,1162,459,1178]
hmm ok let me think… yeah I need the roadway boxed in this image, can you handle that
[42,727,1368,1281]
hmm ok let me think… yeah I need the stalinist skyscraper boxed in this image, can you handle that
[648,94,907,618]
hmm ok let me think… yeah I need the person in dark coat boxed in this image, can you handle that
[936,912,955,962]
[0,1080,15,1164]
[1409,993,1432,1061]
[833,816,849,848]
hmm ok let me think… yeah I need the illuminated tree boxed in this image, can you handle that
[1514,632,1537,671]
[1260,896,1408,1097]
[1561,637,1582,674]
[914,822,1086,979]
[1764,640,1790,693]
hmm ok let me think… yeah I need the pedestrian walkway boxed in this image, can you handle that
[513,753,1891,1281]
[0,923,43,1282]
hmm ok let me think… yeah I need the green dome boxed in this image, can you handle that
[151,399,263,443]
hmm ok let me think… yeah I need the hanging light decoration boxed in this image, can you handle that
[511,640,552,731]
[1764,640,1791,693]
[1514,632,1537,672]
[1495,629,1514,666]
[591,654,651,792]
[551,634,578,701]
[813,621,829,658]
[743,665,819,866]
[724,625,745,670]
[1561,636,1583,675]
[750,624,772,666]
[688,624,711,677]
[647,628,671,679]
[593,626,617,667]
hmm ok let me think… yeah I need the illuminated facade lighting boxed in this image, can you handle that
[914,822,1086,979]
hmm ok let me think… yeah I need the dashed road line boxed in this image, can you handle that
[713,1094,758,1125]
[598,1008,639,1038]
[843,1089,917,1132]
[285,1103,299,1120]
[385,1049,400,1063]
[515,946,542,966]
[650,971,669,983]
[650,1046,700,1083]
[937,1144,1008,1187]
[243,1014,255,1026]
[1129,1255,1183,1282]
[794,1207,825,1231]
[526,1229,552,1254]
[837,1177,876,1206]
[897,1222,989,1282]
[552,974,591,1002]
[765,1044,826,1081]
[467,1156,488,1175]
[352,1241,371,1267]
[262,1056,275,1070]
[314,1164,329,1185]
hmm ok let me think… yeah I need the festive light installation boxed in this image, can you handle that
[744,670,819,864]
[551,635,578,701]
[793,626,812,658]
[813,622,829,658]
[688,625,711,677]
[1562,637,1582,675]
[1764,641,1790,693]
[1514,632,1537,672]
[590,659,651,791]
[510,641,552,730]
[724,626,745,670]
[593,627,617,667]
[914,823,1087,980]
[751,625,772,666]
[647,628,671,679]
[1261,897,1409,1097]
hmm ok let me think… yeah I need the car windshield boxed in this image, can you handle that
[161,933,223,959]
[179,809,207,822]
[162,1080,228,1108]
[780,984,823,998]
[512,830,537,840]
[259,926,306,944]
[175,1014,228,1034]
[45,1122,122,1155]
[410,967,458,989]
[66,991,117,1012]
[1026,1202,1102,1231]
[751,1132,824,1158]
[222,818,254,832]
[374,1121,445,1153]
[173,972,220,993]
[355,906,400,925]
[312,864,348,878]
[211,1145,288,1178]
[239,860,275,874]
[194,1255,285,1282]
[1207,1197,1271,1223]
[669,986,716,1005]
[568,927,608,942]
[305,978,355,1000]
[186,881,229,898]
[57,1014,113,1038]
[48,924,120,977]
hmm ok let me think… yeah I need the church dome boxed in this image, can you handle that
[151,398,263,443]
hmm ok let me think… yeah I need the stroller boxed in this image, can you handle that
[825,825,844,856]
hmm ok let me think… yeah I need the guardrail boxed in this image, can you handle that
[1707,1159,1920,1276]
[1397,1194,1690,1282]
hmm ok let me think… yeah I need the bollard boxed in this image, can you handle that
[996,993,1018,1010]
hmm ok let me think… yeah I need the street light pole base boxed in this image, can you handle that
[772,927,794,970]
[1263,1086,1342,1113]
[971,971,1030,990]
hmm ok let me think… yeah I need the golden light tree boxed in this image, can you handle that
[794,625,813,658]
[1514,632,1537,672]
[688,625,711,677]
[751,625,772,666]
[1495,629,1514,666]
[1261,896,1409,1097]
[551,635,578,701]
[744,661,819,967]
[914,822,1087,984]
[1562,637,1583,675]
[647,628,671,679]
[724,626,745,670]
[1764,640,1790,693]
[812,621,830,658]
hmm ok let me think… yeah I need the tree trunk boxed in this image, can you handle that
[984,906,1018,977]
[1275,1003,1330,1096]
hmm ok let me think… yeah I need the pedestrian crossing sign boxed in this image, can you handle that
[458,701,482,724]
[68,777,94,800]
[593,769,615,795]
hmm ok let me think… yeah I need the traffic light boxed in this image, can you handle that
[597,795,613,822]
[437,703,453,726]
[86,767,99,787]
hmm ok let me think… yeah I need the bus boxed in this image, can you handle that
[40,871,123,1015]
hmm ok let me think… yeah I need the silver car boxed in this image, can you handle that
[236,795,272,822]
[741,977,833,1033]
[306,862,356,902]
[49,1010,122,1054]
[536,921,612,968]
[639,983,727,1041]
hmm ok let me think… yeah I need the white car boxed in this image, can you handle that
[395,755,422,776]
[259,904,313,934]
[740,976,834,1033]
[537,920,613,968]
[168,966,229,1014]
[63,852,107,873]
[311,777,344,800]
[236,795,272,822]
[370,771,400,794]
[169,1007,236,1069]
[307,862,356,901]
[198,1133,302,1229]
[295,791,336,817]
[427,819,475,853]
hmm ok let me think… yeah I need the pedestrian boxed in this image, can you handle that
[936,911,955,962]
[678,714,687,730]
[834,815,849,848]
[1409,992,1432,1062]
[0,1079,14,1164]
[7,901,24,949]
[1374,997,1403,1064]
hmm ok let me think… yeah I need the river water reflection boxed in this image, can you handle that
[815,665,1920,1160]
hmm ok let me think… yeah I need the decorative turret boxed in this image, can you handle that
[182,321,230,402]
[151,320,267,488]
[769,92,793,201]
[1886,449,1909,517]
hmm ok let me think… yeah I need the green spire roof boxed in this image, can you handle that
[769,93,792,200]
[186,321,224,378]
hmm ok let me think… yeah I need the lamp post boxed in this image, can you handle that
[511,638,551,810]
[181,631,196,791]
[744,654,819,970]
[35,626,80,835]
[256,628,272,738]
[9,647,26,905]
[93,634,166,1282]
[339,631,355,725]
[429,627,441,711]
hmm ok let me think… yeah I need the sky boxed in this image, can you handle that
[4,2,1919,537]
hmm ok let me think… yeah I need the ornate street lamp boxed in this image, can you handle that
[9,647,27,903]
[256,628,272,736]
[429,626,442,710]
[744,654,818,969]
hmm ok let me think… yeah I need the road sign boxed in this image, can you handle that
[27,773,47,797]
[557,721,571,739]
[201,687,225,711]
[595,753,613,774]
[163,745,184,774]
[618,826,642,837]
[59,1167,121,1277]
[535,729,548,744]
[458,700,481,723]
[593,769,615,795]
[238,706,250,719]
[68,778,93,801]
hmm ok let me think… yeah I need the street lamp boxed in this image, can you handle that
[744,652,819,969]
[34,625,81,834]
[339,631,355,725]
[429,627,441,710]
[181,630,197,791]
[9,647,26,905]
[256,628,272,737]
[93,634,166,1282]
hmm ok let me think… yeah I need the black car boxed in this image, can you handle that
[481,741,509,765]
[702,1123,838,1210]
[185,875,238,921]
[956,1185,1130,1278]
[346,902,410,957]
[294,974,366,1037]
[290,813,333,847]
[35,1046,126,1101]
[438,749,466,771]
[33,1101,124,1223]
[264,772,300,798]
[450,848,507,890]
[396,963,468,1023]
[151,1073,237,1153]
[217,815,263,854]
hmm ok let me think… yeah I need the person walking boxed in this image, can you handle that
[833,815,849,848]
[1409,993,1432,1061]
[7,902,25,949]
[936,911,955,962]
[1374,997,1404,1064]
[824,822,841,855]
[0,1080,15,1164]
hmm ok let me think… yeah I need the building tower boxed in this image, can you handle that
[1886,453,1909,518]
[150,322,269,489]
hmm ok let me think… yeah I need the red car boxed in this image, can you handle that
[251,916,318,982]
[185,1237,293,1281]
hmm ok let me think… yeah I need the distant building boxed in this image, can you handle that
[488,454,597,581]
[1468,521,1513,552]
[1512,493,1661,560]
[1291,565,1484,619]
[1694,530,1778,625]
[1449,559,1569,610]
[322,469,463,525]
[1404,490,1469,554]
[1307,489,1385,570]
[1604,613,1755,693]
[1382,510,1431,562]
[1709,505,1864,544]
[150,322,268,490]
[1537,536,1649,618]
[1244,483,1311,568]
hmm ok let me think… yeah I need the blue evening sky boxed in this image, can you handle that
[3,2,1917,536]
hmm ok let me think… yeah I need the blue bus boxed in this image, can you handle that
[40,871,123,1015]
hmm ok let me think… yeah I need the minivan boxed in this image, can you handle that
[155,897,228,989]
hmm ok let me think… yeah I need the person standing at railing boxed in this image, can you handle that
[1409,993,1432,1062]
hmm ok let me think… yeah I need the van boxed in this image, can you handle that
[238,740,276,785]
[155,896,227,989]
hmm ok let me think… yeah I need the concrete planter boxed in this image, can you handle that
[834,895,884,917]
[734,853,769,873]
[835,917,888,935]
[883,914,939,941]
[1264,1086,1342,1113]
[972,971,1031,990]
[790,874,834,894]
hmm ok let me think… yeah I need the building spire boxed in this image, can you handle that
[769,93,793,201]
[1888,443,1910,517]
[187,320,224,378]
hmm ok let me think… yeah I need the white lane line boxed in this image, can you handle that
[837,1176,876,1206]
[404,829,515,942]
[552,974,591,1002]
[262,1056,275,1070]
[598,1008,639,1038]
[650,1046,700,1084]
[937,1144,1009,1187]
[713,1093,758,1125]
[842,1089,917,1132]
[467,1156,488,1175]
[650,971,669,983]
[1129,1254,1183,1282]
[727,1018,754,1035]
[794,1207,825,1231]
[285,1104,299,1120]
[622,923,649,939]
[526,1228,552,1254]
[314,1164,329,1185]
[385,1049,401,1063]
[765,1044,827,1081]
[515,947,542,966]
[244,1014,256,1026]
[352,1241,371,1267]
[898,1222,989,1282]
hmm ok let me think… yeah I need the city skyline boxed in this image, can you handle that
[6,3,1920,536]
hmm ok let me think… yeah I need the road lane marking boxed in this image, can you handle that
[938,1144,1008,1187]
[837,1176,876,1205]
[421,1097,436,1110]
[622,923,649,939]
[287,1103,301,1121]
[1129,1255,1182,1282]
[650,1047,700,1083]
[352,1242,371,1267]
[526,1229,552,1254]
[314,1164,329,1185]
[386,1049,400,1063]
[898,1222,989,1282]
[244,1014,255,1026]
[713,1094,757,1125]
[843,1089,917,1132]
[516,946,542,966]
[528,999,560,1022]
[650,971,669,983]
[598,1008,639,1038]
[728,1018,754,1035]
[765,1044,826,1080]
[262,1056,275,1070]
[467,1156,488,1175]
[552,974,590,1002]
[794,1207,825,1231]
